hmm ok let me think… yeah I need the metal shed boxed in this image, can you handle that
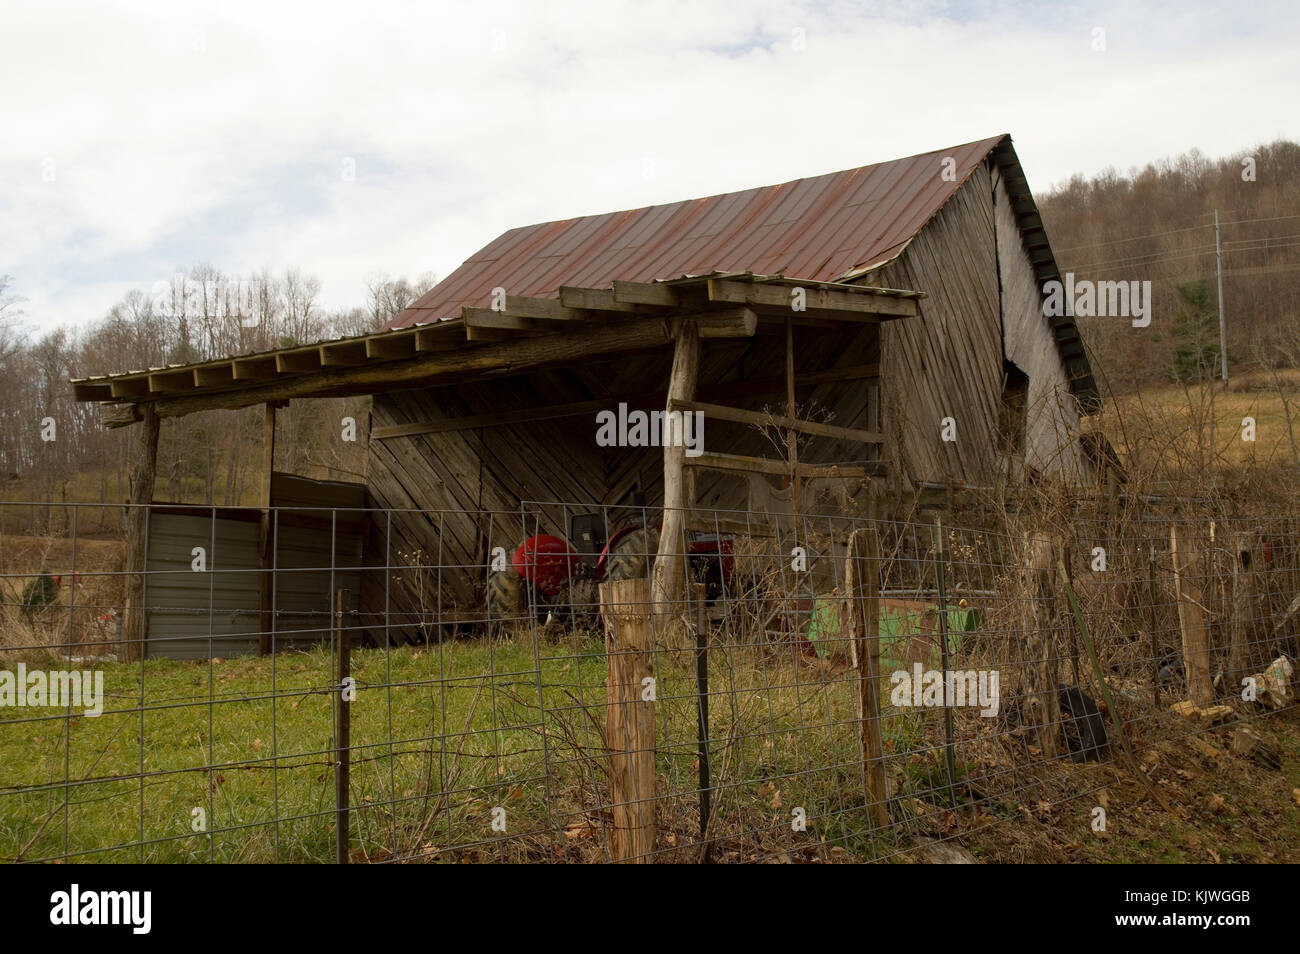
[142,474,364,659]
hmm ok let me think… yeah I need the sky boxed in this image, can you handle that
[2,0,1297,334]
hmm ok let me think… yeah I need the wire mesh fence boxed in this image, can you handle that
[0,496,1296,863]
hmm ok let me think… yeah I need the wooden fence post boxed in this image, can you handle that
[1228,530,1252,684]
[1021,532,1060,759]
[334,588,351,865]
[846,527,889,829]
[1170,525,1213,708]
[600,576,656,862]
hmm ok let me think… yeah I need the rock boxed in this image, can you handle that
[912,836,979,864]
[1170,700,1234,726]
[1229,726,1282,770]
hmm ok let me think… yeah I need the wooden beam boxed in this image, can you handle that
[707,278,918,318]
[558,286,640,313]
[693,307,757,338]
[120,404,159,662]
[375,395,626,440]
[414,323,464,353]
[612,280,680,307]
[110,377,151,399]
[72,381,113,401]
[233,356,278,381]
[193,363,235,388]
[362,365,882,440]
[501,295,593,321]
[684,451,871,480]
[365,332,417,360]
[669,399,883,444]
[319,340,368,367]
[276,349,323,374]
[102,317,678,425]
[148,369,196,394]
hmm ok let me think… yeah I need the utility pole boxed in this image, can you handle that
[1215,208,1228,386]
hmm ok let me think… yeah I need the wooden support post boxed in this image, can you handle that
[1228,530,1252,682]
[258,403,277,655]
[1171,525,1213,708]
[1146,542,1160,708]
[600,577,656,863]
[846,527,889,829]
[652,320,699,633]
[785,316,800,515]
[120,404,159,662]
[1021,532,1060,758]
[334,588,351,865]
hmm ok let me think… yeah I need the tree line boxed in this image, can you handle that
[0,268,435,532]
[1037,138,1300,393]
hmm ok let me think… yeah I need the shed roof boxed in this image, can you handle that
[389,135,1005,328]
[388,133,1095,409]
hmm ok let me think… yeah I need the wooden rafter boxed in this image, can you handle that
[69,275,918,424]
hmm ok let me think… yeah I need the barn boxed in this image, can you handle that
[70,133,1098,656]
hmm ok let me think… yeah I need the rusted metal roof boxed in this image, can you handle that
[389,135,1008,329]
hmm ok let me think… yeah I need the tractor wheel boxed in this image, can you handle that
[606,528,658,582]
[485,570,525,633]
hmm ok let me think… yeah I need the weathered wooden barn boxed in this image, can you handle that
[71,133,1098,655]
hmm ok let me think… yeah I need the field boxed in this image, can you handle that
[3,625,1298,863]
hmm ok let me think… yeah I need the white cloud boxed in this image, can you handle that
[1,0,1296,332]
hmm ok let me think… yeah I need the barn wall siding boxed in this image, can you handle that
[991,160,1089,479]
[875,163,1004,485]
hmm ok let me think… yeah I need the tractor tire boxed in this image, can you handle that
[485,570,525,630]
[606,528,658,582]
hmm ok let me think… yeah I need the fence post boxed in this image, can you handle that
[1228,530,1252,684]
[599,576,656,862]
[1021,532,1060,759]
[334,588,351,865]
[1170,526,1213,707]
[691,582,712,862]
[846,527,889,830]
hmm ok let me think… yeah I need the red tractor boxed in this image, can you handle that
[485,516,735,631]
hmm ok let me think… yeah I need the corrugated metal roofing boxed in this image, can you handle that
[388,135,1008,329]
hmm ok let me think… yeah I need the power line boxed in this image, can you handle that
[1052,212,1300,254]
[1069,245,1217,271]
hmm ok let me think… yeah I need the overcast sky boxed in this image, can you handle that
[3,0,1296,333]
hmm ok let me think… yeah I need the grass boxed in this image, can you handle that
[0,633,894,863]
[1093,369,1300,476]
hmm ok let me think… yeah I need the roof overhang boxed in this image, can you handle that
[70,272,922,426]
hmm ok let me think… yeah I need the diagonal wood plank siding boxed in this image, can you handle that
[875,162,1004,485]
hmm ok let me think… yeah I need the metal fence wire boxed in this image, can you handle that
[0,497,1297,863]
